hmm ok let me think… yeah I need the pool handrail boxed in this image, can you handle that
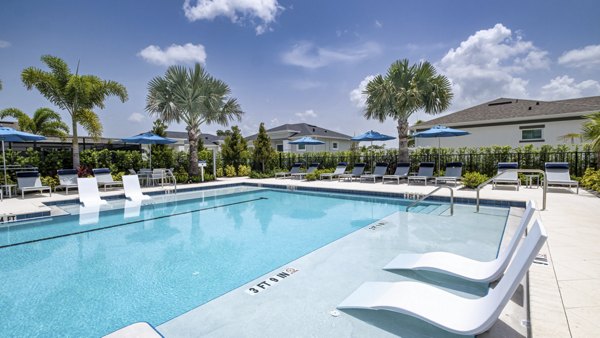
[476,169,546,211]
[405,186,454,216]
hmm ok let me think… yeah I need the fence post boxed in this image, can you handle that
[575,150,579,176]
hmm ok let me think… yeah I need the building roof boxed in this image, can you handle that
[165,131,223,145]
[414,96,600,129]
[245,123,352,141]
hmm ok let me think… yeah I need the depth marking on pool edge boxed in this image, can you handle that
[245,267,299,295]
[0,197,268,250]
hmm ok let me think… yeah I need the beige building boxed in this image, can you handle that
[411,96,600,148]
[245,123,353,153]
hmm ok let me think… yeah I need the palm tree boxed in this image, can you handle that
[558,132,582,144]
[146,63,243,176]
[21,55,128,168]
[363,59,453,161]
[582,112,600,168]
[0,107,69,139]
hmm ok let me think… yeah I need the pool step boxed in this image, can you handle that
[408,204,450,216]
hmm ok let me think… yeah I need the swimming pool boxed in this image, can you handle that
[0,186,509,337]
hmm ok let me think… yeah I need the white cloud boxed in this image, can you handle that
[128,112,146,123]
[437,23,549,109]
[349,75,376,108]
[183,0,283,35]
[558,44,600,69]
[138,43,207,66]
[540,75,600,100]
[269,118,279,126]
[0,40,10,48]
[374,20,382,28]
[282,41,381,69]
[295,109,317,121]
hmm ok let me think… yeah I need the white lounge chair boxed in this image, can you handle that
[544,162,579,194]
[339,163,366,181]
[123,174,151,201]
[360,163,389,183]
[320,162,348,180]
[77,177,108,207]
[434,162,463,187]
[407,162,435,186]
[93,168,123,191]
[291,163,319,180]
[338,219,548,336]
[384,200,536,282]
[16,171,52,199]
[275,163,302,178]
[383,163,410,184]
[492,162,520,190]
[79,204,100,225]
[55,169,79,194]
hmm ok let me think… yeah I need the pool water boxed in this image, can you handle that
[0,187,509,337]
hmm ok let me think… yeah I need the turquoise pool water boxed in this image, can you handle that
[0,187,509,337]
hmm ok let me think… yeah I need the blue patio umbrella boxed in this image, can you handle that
[0,127,46,189]
[413,125,470,171]
[351,130,396,142]
[121,132,177,169]
[289,136,325,152]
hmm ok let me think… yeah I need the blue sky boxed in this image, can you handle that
[1,0,599,145]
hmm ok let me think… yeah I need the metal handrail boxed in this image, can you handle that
[406,186,454,216]
[476,169,546,211]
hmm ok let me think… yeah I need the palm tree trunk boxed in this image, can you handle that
[397,119,409,162]
[72,118,80,169]
[188,128,199,176]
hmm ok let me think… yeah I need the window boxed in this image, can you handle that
[521,128,543,141]
[276,144,283,152]
[297,144,306,151]
[332,142,338,150]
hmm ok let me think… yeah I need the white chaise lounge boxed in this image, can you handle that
[382,163,410,184]
[384,200,536,282]
[291,163,319,180]
[434,162,463,187]
[492,162,520,190]
[407,162,435,186]
[55,169,79,194]
[360,163,389,183]
[275,163,302,178]
[123,175,151,201]
[16,171,51,199]
[338,219,548,336]
[320,162,347,180]
[77,177,108,207]
[544,162,579,194]
[338,163,366,181]
[92,168,123,191]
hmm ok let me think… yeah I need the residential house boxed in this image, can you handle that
[411,96,600,148]
[245,123,353,153]
[165,131,223,152]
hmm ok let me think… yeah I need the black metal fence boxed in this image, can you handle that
[276,151,598,177]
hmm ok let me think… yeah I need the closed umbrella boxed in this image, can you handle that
[121,132,177,169]
[0,127,46,189]
[413,125,470,172]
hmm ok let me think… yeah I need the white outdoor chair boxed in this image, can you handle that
[123,174,151,201]
[320,162,348,180]
[338,163,366,181]
[492,162,520,190]
[16,171,51,199]
[338,219,548,336]
[77,177,108,207]
[544,162,579,193]
[383,163,411,184]
[275,163,303,178]
[360,163,389,183]
[291,163,319,180]
[92,168,123,191]
[435,162,464,187]
[384,200,536,282]
[407,162,435,186]
[55,169,79,194]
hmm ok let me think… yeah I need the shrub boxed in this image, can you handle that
[41,175,59,188]
[216,167,224,177]
[225,165,237,177]
[188,173,215,183]
[305,169,332,181]
[111,171,126,182]
[249,171,275,179]
[581,168,600,192]
[174,168,189,183]
[237,164,251,176]
[462,172,489,189]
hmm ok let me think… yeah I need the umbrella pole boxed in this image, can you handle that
[2,140,7,189]
[149,144,152,170]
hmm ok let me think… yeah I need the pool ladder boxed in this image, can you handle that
[405,186,454,216]
[475,169,547,212]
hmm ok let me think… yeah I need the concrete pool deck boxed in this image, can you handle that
[2,177,598,337]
